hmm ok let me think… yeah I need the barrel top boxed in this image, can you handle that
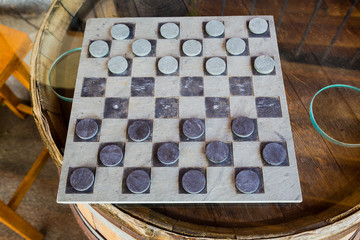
[30,0,360,238]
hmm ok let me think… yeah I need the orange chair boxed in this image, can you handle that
[0,24,32,119]
[0,24,49,240]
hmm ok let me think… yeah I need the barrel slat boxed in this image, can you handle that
[99,0,118,18]
[39,30,62,62]
[118,205,177,232]
[114,0,140,17]
[60,0,86,16]
[46,2,73,41]
[133,0,189,17]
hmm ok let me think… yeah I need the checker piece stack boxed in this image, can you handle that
[57,16,302,204]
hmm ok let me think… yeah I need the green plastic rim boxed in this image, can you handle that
[48,47,82,102]
[309,84,360,148]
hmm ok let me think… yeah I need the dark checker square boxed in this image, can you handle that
[73,119,102,142]
[152,142,179,167]
[247,20,270,38]
[112,23,135,39]
[179,118,205,142]
[205,97,230,118]
[180,39,203,57]
[108,58,132,77]
[202,21,225,38]
[131,77,155,97]
[104,98,129,118]
[255,97,282,118]
[87,40,111,58]
[207,142,234,167]
[97,142,125,167]
[155,98,178,118]
[229,77,253,96]
[260,142,289,166]
[81,78,106,97]
[126,119,153,142]
[147,40,157,57]
[65,167,96,194]
[232,118,258,141]
[178,168,207,194]
[158,22,180,39]
[235,167,264,194]
[251,56,276,75]
[122,168,151,194]
[180,77,204,96]
[226,38,249,56]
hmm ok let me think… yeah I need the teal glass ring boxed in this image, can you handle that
[48,47,82,102]
[309,84,360,148]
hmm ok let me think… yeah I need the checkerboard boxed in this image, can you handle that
[57,16,302,204]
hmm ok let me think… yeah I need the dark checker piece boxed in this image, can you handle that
[99,145,123,167]
[182,118,205,139]
[206,141,230,164]
[75,119,98,140]
[232,116,255,138]
[235,169,260,194]
[182,169,206,194]
[128,120,150,142]
[70,168,95,192]
[262,142,287,165]
[126,169,151,194]
[157,142,179,165]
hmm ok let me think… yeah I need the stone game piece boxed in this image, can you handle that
[182,169,206,194]
[226,38,246,55]
[128,120,150,142]
[232,116,255,138]
[254,55,275,74]
[206,57,226,76]
[182,118,205,139]
[107,56,128,74]
[157,142,179,165]
[158,56,178,75]
[248,17,268,35]
[182,40,202,57]
[75,119,98,140]
[126,169,151,194]
[235,169,260,194]
[99,144,123,167]
[89,40,109,58]
[262,142,287,166]
[205,20,225,37]
[205,141,230,164]
[160,22,179,39]
[132,39,152,56]
[111,24,130,40]
[70,168,95,192]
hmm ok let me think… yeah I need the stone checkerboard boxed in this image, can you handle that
[57,16,302,204]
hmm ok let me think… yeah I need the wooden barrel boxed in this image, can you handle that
[30,0,360,239]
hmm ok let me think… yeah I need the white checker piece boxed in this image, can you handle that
[160,22,179,39]
[58,16,302,204]
[111,24,130,40]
